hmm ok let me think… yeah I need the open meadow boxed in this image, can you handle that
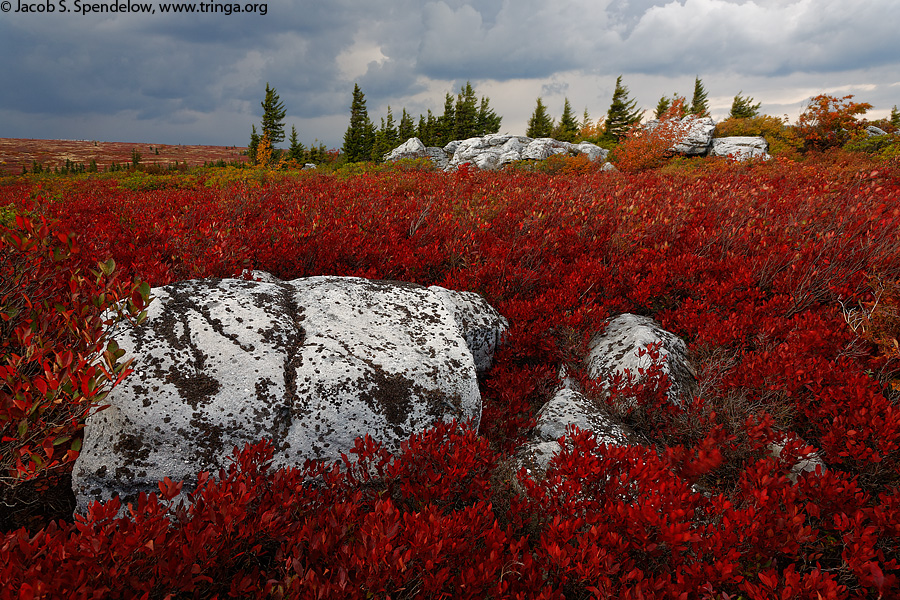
[2,154,900,598]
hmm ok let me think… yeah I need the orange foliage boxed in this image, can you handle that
[610,98,692,172]
[796,94,873,151]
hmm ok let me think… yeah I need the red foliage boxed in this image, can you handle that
[2,160,900,597]
[1,214,150,485]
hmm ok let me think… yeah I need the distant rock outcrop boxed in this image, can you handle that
[384,135,610,171]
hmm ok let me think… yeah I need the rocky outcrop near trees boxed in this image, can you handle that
[384,135,609,171]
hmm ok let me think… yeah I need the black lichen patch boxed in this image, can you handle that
[113,430,152,470]
[188,411,229,470]
[358,368,415,432]
[165,367,221,410]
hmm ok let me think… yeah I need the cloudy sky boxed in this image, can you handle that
[2,0,898,149]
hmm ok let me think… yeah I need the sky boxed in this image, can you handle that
[2,0,899,150]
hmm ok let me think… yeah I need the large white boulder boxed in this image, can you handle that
[72,275,507,513]
[710,136,770,160]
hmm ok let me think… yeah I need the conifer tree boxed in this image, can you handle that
[437,93,456,146]
[890,105,899,128]
[416,111,439,147]
[455,82,479,140]
[371,106,399,162]
[248,124,261,164]
[288,125,306,162]
[655,94,687,119]
[654,96,671,119]
[729,91,761,119]
[552,98,579,142]
[603,76,643,140]
[260,83,287,146]
[476,97,502,135]
[689,76,709,117]
[342,83,376,162]
[398,108,416,141]
[527,98,554,138]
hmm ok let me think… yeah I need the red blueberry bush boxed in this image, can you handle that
[2,156,900,598]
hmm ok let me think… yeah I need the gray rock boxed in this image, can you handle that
[384,137,427,161]
[672,116,716,155]
[424,147,450,170]
[443,140,463,155]
[443,135,608,171]
[867,125,888,137]
[601,162,618,172]
[769,434,826,483]
[585,313,698,408]
[521,138,571,161]
[573,141,609,163]
[710,136,771,160]
[429,286,508,375]
[519,388,634,476]
[72,275,506,513]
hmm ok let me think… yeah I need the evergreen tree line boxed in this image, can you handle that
[248,83,330,166]
[342,81,502,163]
[252,78,900,166]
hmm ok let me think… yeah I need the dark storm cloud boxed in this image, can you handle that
[1,0,898,146]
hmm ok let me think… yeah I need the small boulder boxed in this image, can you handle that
[586,313,698,407]
[519,387,634,476]
[672,116,716,156]
[384,137,427,161]
[710,136,770,160]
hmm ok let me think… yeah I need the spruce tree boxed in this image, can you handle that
[371,106,399,162]
[729,92,761,119]
[689,76,709,117]
[655,94,687,119]
[248,124,261,164]
[416,111,438,147]
[398,108,416,142]
[288,125,306,162]
[654,96,671,119]
[890,105,899,128]
[552,98,579,142]
[342,83,376,162]
[437,93,456,146]
[476,97,502,135]
[455,82,479,140]
[603,76,643,140]
[526,98,554,138]
[260,83,287,145]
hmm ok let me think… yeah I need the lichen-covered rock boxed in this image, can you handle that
[672,116,716,155]
[519,387,634,476]
[72,275,506,513]
[384,135,609,172]
[383,137,427,161]
[428,285,508,374]
[586,313,699,407]
[710,136,770,160]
